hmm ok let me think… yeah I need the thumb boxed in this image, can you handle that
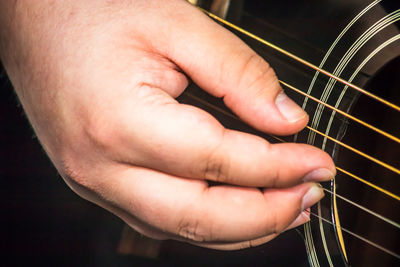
[158,2,308,135]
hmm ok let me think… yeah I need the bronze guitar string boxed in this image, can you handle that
[183,92,400,202]
[306,126,399,176]
[280,81,400,176]
[197,6,400,177]
[183,91,400,259]
[335,167,399,202]
[200,8,400,113]
[192,6,399,260]
[322,188,400,229]
[305,210,400,259]
[200,8,400,146]
[196,6,400,175]
[196,7,400,194]
[280,80,400,146]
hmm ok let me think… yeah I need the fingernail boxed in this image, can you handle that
[303,168,334,182]
[275,92,307,123]
[302,183,324,210]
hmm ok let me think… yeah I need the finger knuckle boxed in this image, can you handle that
[264,143,281,187]
[268,209,279,235]
[59,158,92,191]
[238,241,252,250]
[203,132,230,183]
[268,208,286,235]
[269,167,279,188]
[238,53,278,95]
[204,153,228,183]
[84,114,119,155]
[177,215,209,242]
[249,238,262,248]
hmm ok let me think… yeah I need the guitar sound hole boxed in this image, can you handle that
[336,56,400,266]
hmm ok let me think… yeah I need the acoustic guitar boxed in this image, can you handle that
[177,0,400,266]
[1,0,398,266]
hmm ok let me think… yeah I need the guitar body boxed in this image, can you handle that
[180,0,400,266]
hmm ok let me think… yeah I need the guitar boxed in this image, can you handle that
[1,0,398,266]
[178,0,400,266]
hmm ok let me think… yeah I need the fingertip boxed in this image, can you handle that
[286,210,311,231]
[275,91,308,124]
[230,93,309,136]
[298,145,336,183]
[301,183,325,210]
[303,168,335,183]
[247,90,309,136]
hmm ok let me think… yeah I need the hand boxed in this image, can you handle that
[0,0,335,250]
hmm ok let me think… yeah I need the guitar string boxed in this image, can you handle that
[183,92,400,202]
[305,5,391,264]
[183,91,400,258]
[322,188,400,229]
[305,123,399,176]
[280,80,400,146]
[335,167,399,201]
[280,80,400,175]
[197,6,400,176]
[185,84,400,178]
[197,6,400,173]
[302,0,381,122]
[200,8,400,145]
[306,10,400,148]
[319,34,400,153]
[195,13,400,196]
[197,4,400,261]
[305,210,400,260]
[200,8,400,113]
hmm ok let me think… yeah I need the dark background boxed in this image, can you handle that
[0,66,126,265]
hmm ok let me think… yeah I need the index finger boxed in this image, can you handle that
[111,90,335,188]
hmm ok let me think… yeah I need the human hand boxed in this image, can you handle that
[0,0,335,249]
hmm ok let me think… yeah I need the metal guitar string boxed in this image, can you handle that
[281,80,400,176]
[335,167,399,201]
[305,9,400,148]
[190,6,399,259]
[197,8,400,195]
[183,91,400,258]
[183,92,400,202]
[319,34,400,153]
[281,80,400,146]
[302,0,382,122]
[303,2,390,263]
[200,8,400,113]
[201,8,400,146]
[305,210,400,259]
[322,188,400,229]
[198,7,400,176]
[305,124,399,176]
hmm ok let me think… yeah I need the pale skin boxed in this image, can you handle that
[0,0,336,250]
